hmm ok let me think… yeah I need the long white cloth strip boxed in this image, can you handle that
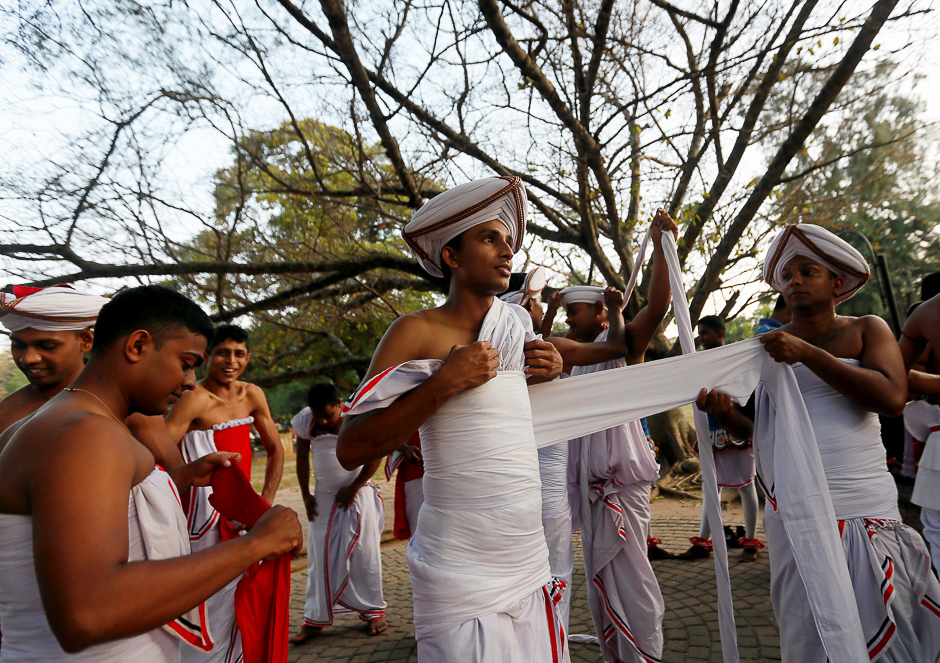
[529,233,868,662]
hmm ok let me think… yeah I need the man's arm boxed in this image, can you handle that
[540,290,563,338]
[31,418,302,652]
[336,316,499,470]
[248,384,284,505]
[163,388,209,443]
[899,302,940,395]
[334,458,381,510]
[623,211,678,363]
[126,414,185,470]
[760,317,907,417]
[296,436,317,521]
[909,369,940,396]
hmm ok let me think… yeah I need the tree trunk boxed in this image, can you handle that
[647,407,697,476]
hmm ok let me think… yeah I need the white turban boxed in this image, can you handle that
[558,285,608,310]
[403,176,527,278]
[763,224,870,304]
[499,266,546,306]
[0,285,109,332]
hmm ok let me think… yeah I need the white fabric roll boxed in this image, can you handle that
[403,176,527,278]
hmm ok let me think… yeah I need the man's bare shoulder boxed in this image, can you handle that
[0,388,44,436]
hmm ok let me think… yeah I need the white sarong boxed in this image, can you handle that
[344,298,568,663]
[762,366,940,662]
[538,441,574,632]
[291,409,386,627]
[567,330,663,663]
[0,467,193,662]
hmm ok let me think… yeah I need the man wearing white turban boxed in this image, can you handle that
[0,285,108,434]
[702,223,940,662]
[336,176,572,662]
[555,209,678,663]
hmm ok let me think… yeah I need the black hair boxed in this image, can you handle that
[91,285,214,355]
[439,233,464,283]
[772,294,787,313]
[209,324,250,352]
[921,271,940,302]
[697,315,725,333]
[307,382,343,410]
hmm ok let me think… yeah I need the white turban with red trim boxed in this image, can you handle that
[763,224,870,304]
[499,266,546,306]
[403,176,527,278]
[0,285,109,332]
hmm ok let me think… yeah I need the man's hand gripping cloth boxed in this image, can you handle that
[291,409,387,628]
[0,467,189,662]
[530,231,876,663]
[178,420,253,663]
[208,466,291,663]
[344,298,569,663]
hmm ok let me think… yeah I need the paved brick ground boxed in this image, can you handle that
[286,515,780,662]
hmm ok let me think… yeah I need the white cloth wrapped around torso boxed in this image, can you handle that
[787,360,898,520]
[904,399,940,510]
[344,298,551,640]
[0,468,187,663]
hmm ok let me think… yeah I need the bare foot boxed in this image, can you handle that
[368,616,388,636]
[739,547,759,563]
[290,624,324,644]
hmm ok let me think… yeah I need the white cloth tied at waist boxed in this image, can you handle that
[408,372,550,637]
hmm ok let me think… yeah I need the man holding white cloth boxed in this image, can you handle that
[337,176,568,662]
[704,224,940,662]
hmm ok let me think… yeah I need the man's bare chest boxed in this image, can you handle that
[194,395,253,430]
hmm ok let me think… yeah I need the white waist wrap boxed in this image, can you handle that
[409,372,550,637]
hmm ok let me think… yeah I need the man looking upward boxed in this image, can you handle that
[0,285,108,433]
[336,176,568,661]
[163,324,284,663]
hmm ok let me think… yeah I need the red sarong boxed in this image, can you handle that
[209,466,290,663]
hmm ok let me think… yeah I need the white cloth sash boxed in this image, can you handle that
[905,400,940,511]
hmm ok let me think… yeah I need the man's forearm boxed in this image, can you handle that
[261,446,284,503]
[540,305,560,337]
[337,372,458,469]
[802,346,905,416]
[909,369,940,396]
[714,407,754,441]
[296,450,311,497]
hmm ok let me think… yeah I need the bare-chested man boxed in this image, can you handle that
[898,272,940,570]
[337,176,569,661]
[701,224,940,662]
[0,284,302,662]
[163,324,284,663]
[0,285,108,434]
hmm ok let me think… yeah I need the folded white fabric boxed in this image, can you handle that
[0,285,109,331]
[763,224,870,304]
[403,176,527,278]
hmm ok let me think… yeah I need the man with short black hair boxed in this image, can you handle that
[0,285,302,662]
[164,323,284,663]
[0,285,108,433]
[754,294,791,336]
[290,383,387,643]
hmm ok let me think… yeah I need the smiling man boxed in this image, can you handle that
[0,285,302,662]
[163,324,284,663]
[0,285,109,434]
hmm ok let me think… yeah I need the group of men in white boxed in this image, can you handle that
[0,173,937,663]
